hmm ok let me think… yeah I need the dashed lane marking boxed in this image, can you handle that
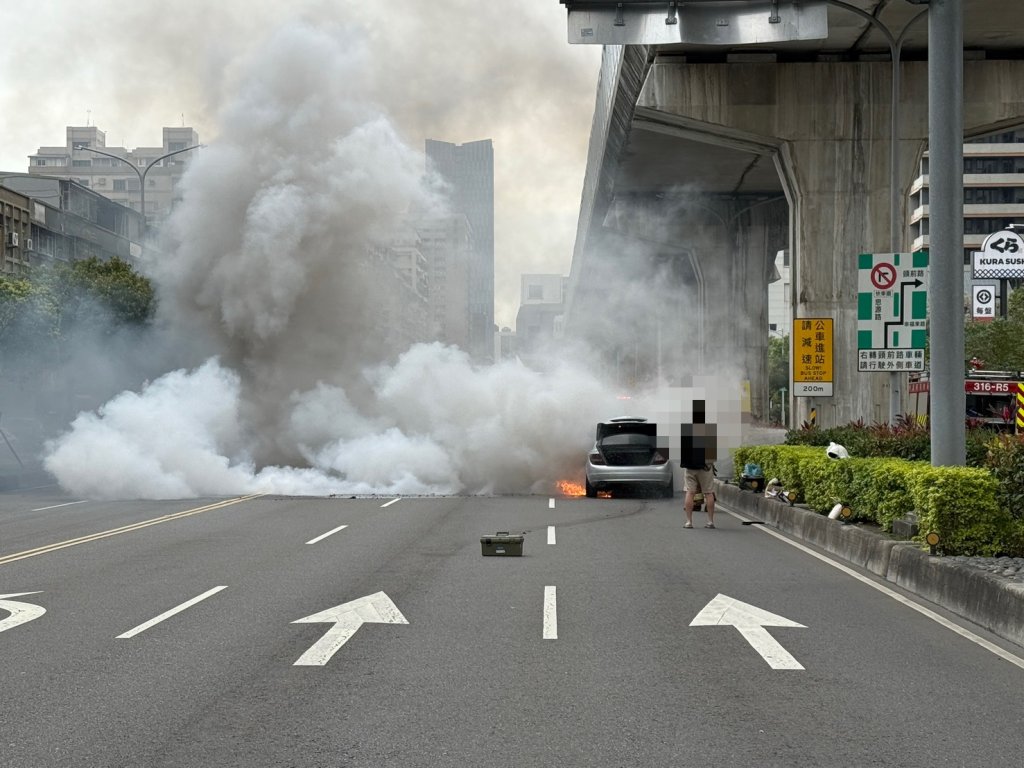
[117,586,228,639]
[543,586,558,639]
[306,524,349,544]
[31,500,88,512]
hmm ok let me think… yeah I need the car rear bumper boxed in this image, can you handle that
[586,462,674,488]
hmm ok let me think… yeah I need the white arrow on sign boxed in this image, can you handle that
[690,594,805,670]
[0,592,46,634]
[292,591,408,666]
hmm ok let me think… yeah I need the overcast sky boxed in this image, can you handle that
[0,0,601,330]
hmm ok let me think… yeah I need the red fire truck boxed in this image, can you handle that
[909,370,1022,432]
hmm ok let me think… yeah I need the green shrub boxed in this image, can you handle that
[730,444,1013,555]
[984,433,1024,519]
[855,459,920,531]
[909,466,1010,556]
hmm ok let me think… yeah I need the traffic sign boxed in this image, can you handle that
[857,251,929,372]
[973,284,996,322]
[792,317,833,397]
[973,229,1024,279]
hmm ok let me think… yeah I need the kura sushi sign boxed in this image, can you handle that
[973,229,1024,280]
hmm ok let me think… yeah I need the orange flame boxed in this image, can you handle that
[557,479,586,497]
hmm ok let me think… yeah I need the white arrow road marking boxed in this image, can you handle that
[0,592,45,634]
[380,498,400,508]
[292,591,408,666]
[690,594,805,670]
[548,498,555,509]
[306,524,348,544]
[547,526,556,545]
[117,586,228,639]
[543,586,558,639]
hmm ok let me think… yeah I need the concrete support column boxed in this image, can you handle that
[599,193,784,417]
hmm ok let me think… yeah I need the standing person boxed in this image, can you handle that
[680,399,717,529]
[683,460,716,528]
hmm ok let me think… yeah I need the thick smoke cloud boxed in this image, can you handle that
[43,21,617,499]
[35,17,749,501]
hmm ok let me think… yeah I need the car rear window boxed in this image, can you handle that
[596,421,656,440]
[600,433,656,447]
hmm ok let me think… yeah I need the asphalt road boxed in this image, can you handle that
[1,485,1023,767]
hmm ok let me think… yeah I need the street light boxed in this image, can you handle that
[73,142,201,232]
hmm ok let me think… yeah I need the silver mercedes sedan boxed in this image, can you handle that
[584,417,675,498]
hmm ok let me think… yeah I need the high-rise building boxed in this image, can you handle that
[417,215,472,350]
[910,129,1024,312]
[425,139,494,363]
[28,125,200,228]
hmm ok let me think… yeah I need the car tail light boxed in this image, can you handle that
[589,452,606,465]
[652,451,668,465]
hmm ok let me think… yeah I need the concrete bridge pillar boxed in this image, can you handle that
[596,193,786,417]
[640,58,1024,428]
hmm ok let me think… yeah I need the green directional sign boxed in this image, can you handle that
[856,251,929,373]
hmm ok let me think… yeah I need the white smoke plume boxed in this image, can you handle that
[43,21,619,499]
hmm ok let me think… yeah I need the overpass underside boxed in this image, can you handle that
[566,44,1024,425]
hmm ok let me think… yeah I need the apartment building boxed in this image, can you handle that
[0,186,31,276]
[0,175,144,271]
[28,125,200,228]
[515,274,567,356]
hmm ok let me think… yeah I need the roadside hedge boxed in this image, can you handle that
[732,444,1022,556]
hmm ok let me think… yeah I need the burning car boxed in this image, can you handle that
[584,417,674,498]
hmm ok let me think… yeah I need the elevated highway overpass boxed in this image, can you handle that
[560,0,1024,438]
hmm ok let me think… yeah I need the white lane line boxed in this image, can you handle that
[306,524,349,545]
[31,500,88,512]
[116,586,228,639]
[547,526,556,545]
[725,507,1024,670]
[548,497,555,509]
[543,586,558,639]
[381,498,400,508]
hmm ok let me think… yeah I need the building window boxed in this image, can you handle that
[168,141,186,152]
[528,284,543,300]
[72,159,91,167]
[113,180,127,191]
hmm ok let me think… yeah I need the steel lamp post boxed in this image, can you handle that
[73,143,201,232]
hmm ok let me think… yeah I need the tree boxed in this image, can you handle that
[965,286,1024,371]
[767,334,789,424]
[0,257,156,370]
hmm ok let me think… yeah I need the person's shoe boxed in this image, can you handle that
[683,522,693,528]
[704,522,715,529]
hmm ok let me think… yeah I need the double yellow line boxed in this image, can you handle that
[0,493,265,567]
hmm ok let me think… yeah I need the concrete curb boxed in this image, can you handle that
[716,481,1024,649]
